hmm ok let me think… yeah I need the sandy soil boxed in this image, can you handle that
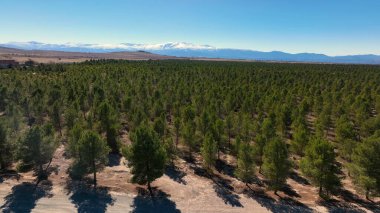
[1,144,378,212]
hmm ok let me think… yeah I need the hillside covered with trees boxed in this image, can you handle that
[0,60,379,211]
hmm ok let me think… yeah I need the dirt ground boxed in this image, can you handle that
[1,143,379,213]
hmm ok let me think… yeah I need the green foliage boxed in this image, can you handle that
[76,130,109,186]
[0,60,379,198]
[201,132,217,172]
[153,116,166,139]
[163,137,176,164]
[124,126,166,195]
[97,101,120,153]
[182,120,196,158]
[291,125,309,156]
[235,142,255,184]
[17,126,56,177]
[262,138,290,193]
[0,122,12,170]
[350,136,380,199]
[51,101,62,135]
[300,137,341,196]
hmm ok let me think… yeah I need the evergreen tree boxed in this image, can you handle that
[182,121,196,159]
[235,142,255,186]
[300,137,341,196]
[225,113,234,149]
[174,117,181,148]
[201,132,217,172]
[97,101,119,153]
[291,126,309,156]
[124,126,166,196]
[350,136,380,199]
[212,118,225,160]
[262,138,290,194]
[17,126,56,179]
[77,130,109,187]
[0,123,12,170]
[51,101,62,136]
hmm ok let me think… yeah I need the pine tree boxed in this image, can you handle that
[17,126,56,179]
[0,123,12,170]
[235,142,255,186]
[97,101,119,153]
[51,101,62,136]
[300,137,341,197]
[182,121,196,159]
[262,138,290,194]
[291,125,309,156]
[226,113,234,149]
[174,117,181,149]
[350,136,380,200]
[124,126,166,196]
[201,132,217,172]
[212,118,225,160]
[77,130,109,187]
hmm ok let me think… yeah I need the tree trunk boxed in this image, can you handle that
[365,188,369,200]
[228,132,231,150]
[175,134,179,149]
[59,122,62,136]
[93,160,97,188]
[319,185,322,196]
[147,181,153,197]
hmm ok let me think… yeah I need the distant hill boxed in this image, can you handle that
[0,46,177,63]
[1,41,380,64]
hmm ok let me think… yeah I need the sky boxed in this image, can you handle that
[1,0,380,56]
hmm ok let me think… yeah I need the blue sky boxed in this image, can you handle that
[1,0,379,55]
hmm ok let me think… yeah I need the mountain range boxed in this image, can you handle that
[1,41,380,64]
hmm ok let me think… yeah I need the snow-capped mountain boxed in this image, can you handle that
[1,41,380,64]
[0,41,216,52]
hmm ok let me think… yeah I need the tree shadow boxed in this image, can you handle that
[108,153,122,167]
[244,187,313,213]
[280,184,301,198]
[1,180,53,213]
[337,188,380,212]
[131,187,180,213]
[215,159,236,178]
[317,198,367,213]
[189,164,210,179]
[189,164,243,207]
[0,170,21,183]
[212,176,243,207]
[165,165,187,185]
[289,171,310,185]
[66,180,115,213]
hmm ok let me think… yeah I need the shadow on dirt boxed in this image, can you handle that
[289,171,310,185]
[66,180,115,213]
[0,170,21,183]
[131,187,180,213]
[244,187,313,213]
[190,164,243,208]
[321,188,380,213]
[165,165,187,185]
[0,180,53,213]
[317,198,366,213]
[280,184,301,198]
[215,159,236,178]
[108,154,122,167]
[212,174,243,207]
